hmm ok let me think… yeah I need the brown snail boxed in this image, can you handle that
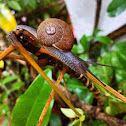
[37,18,74,52]
[3,18,126,105]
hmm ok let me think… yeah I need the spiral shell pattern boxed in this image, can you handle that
[37,18,74,52]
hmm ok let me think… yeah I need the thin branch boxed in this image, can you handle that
[63,77,71,102]
[108,24,126,39]
[94,0,102,30]
[37,67,68,126]
[0,51,26,61]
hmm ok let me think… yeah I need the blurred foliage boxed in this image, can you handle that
[107,0,126,17]
[89,120,107,126]
[0,0,56,12]
[49,113,62,126]
[0,0,126,126]
[0,3,17,33]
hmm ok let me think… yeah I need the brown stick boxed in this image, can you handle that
[94,0,102,30]
[37,67,68,126]
[63,77,71,102]
[0,51,26,61]
[0,45,15,61]
[108,25,126,39]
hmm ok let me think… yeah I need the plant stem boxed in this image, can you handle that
[37,67,67,126]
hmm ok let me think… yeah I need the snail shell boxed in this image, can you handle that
[37,18,74,52]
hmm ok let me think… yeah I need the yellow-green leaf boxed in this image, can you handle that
[0,60,4,69]
[0,3,17,33]
[61,108,84,119]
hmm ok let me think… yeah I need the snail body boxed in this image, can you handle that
[37,18,74,52]
[14,18,126,103]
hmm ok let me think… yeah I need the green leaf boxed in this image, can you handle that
[2,75,19,84]
[29,0,37,9]
[114,52,126,69]
[112,41,126,52]
[0,91,10,103]
[49,114,62,126]
[43,13,50,20]
[112,42,126,69]
[107,0,126,17]
[20,0,29,6]
[8,1,21,11]
[123,115,126,121]
[95,36,113,44]
[1,104,10,115]
[11,69,53,126]
[87,35,94,41]
[115,67,126,83]
[93,29,102,36]
[106,100,126,116]
[11,81,24,91]
[80,35,90,51]
[71,44,84,54]
[79,53,88,61]
[61,108,84,118]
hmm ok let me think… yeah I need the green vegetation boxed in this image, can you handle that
[0,0,126,125]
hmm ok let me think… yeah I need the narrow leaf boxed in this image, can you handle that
[8,1,21,11]
[2,75,19,84]
[11,81,24,91]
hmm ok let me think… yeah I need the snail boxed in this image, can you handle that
[1,18,126,104]
[37,18,74,52]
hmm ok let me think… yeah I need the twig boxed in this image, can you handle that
[37,67,68,126]
[108,24,126,39]
[63,77,71,102]
[0,51,26,61]
[94,0,102,30]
